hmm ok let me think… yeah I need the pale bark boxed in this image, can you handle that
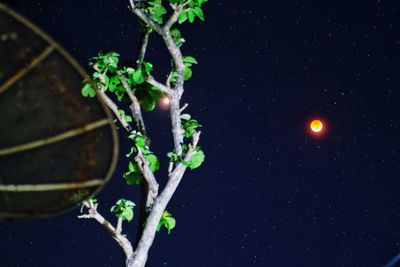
[80,2,202,266]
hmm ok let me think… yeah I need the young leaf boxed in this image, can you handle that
[180,113,191,121]
[156,211,176,234]
[178,11,188,24]
[193,7,204,20]
[188,149,205,170]
[118,109,133,123]
[110,199,135,222]
[144,153,160,172]
[109,75,121,92]
[183,56,198,64]
[132,69,146,84]
[123,171,141,185]
[81,83,96,98]
[187,10,195,23]
[184,66,192,80]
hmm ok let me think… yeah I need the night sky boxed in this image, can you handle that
[1,1,400,266]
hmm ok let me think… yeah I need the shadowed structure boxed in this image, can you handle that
[0,3,118,219]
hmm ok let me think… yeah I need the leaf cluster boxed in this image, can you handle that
[123,131,160,185]
[180,113,201,138]
[81,52,163,112]
[167,144,205,170]
[156,210,176,234]
[177,0,207,24]
[110,199,136,222]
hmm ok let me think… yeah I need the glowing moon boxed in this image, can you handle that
[159,96,170,109]
[310,119,323,133]
[162,97,170,105]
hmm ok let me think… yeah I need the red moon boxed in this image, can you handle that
[308,119,326,136]
[310,119,323,133]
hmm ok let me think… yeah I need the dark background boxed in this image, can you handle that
[1,0,400,266]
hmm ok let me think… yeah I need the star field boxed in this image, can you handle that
[1,1,400,266]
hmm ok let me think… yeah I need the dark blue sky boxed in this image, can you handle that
[1,1,400,266]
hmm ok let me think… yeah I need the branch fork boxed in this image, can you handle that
[80,2,203,267]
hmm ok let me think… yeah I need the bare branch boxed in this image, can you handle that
[147,75,173,95]
[166,71,174,88]
[163,6,182,31]
[168,161,174,174]
[179,103,188,113]
[136,28,151,63]
[78,203,134,262]
[116,217,123,234]
[165,0,191,30]
[118,71,147,134]
[96,87,132,132]
[169,94,184,155]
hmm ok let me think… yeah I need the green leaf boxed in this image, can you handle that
[183,56,198,65]
[124,208,134,221]
[184,66,192,80]
[144,153,160,172]
[110,199,135,222]
[178,11,188,24]
[109,75,121,92]
[132,69,146,84]
[180,113,191,120]
[81,83,96,98]
[140,97,157,112]
[118,109,133,123]
[123,172,141,185]
[143,61,153,74]
[188,149,205,169]
[193,7,204,20]
[165,216,176,232]
[187,10,195,23]
[157,210,176,234]
[170,28,185,46]
[135,135,146,149]
[128,161,141,173]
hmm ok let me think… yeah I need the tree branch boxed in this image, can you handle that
[164,0,191,31]
[128,0,162,34]
[136,28,151,63]
[130,131,201,267]
[78,201,134,263]
[92,66,132,132]
[116,217,123,234]
[146,75,173,95]
[163,5,182,31]
[96,87,132,133]
[133,144,159,209]
[118,71,147,134]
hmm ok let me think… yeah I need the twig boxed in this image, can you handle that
[118,71,147,134]
[179,103,188,113]
[136,28,151,64]
[163,5,183,31]
[96,88,132,132]
[78,202,134,263]
[116,217,123,234]
[147,75,173,95]
[92,67,132,132]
